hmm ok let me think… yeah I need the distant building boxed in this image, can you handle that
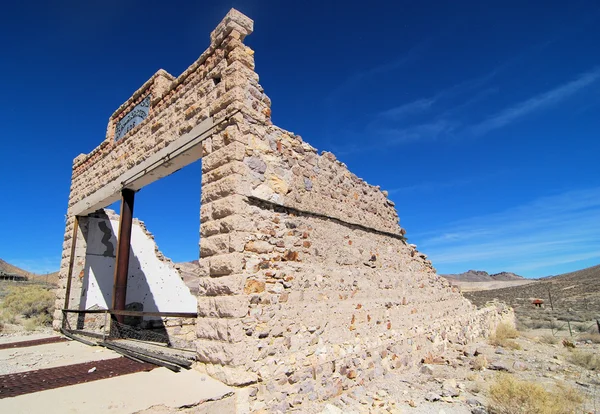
[0,271,27,282]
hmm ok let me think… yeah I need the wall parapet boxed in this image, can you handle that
[66,9,262,214]
[71,8,255,176]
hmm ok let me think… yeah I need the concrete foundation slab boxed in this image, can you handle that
[0,367,233,414]
[0,340,119,375]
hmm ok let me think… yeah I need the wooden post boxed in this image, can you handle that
[547,286,554,311]
[112,189,135,324]
[62,216,80,330]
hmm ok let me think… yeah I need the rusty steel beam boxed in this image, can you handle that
[112,189,135,324]
[62,309,197,318]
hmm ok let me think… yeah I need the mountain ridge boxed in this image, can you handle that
[441,269,526,282]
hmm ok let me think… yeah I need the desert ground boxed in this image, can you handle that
[1,318,598,413]
[446,279,535,293]
[1,264,599,413]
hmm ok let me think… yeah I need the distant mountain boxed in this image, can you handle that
[0,259,35,278]
[464,264,600,314]
[0,258,59,285]
[441,269,525,282]
[175,260,200,294]
[490,271,524,281]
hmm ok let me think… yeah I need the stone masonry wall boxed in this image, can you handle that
[56,208,197,348]
[66,10,264,212]
[55,9,509,412]
[190,9,508,411]
[54,9,263,324]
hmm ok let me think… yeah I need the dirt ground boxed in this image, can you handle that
[1,326,598,413]
[450,279,535,292]
[310,328,600,414]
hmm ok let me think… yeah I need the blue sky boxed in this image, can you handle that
[0,0,599,278]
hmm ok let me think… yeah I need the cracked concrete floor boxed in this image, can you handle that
[0,334,233,414]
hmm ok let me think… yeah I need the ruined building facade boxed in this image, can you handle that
[54,9,509,409]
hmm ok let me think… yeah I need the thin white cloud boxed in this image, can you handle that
[387,170,510,195]
[370,84,499,144]
[325,40,429,106]
[414,187,600,277]
[469,68,600,136]
[375,119,458,144]
[379,98,436,120]
[367,65,600,146]
[377,69,501,122]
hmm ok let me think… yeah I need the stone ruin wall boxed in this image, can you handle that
[53,9,262,325]
[195,67,512,412]
[57,209,197,349]
[54,8,513,411]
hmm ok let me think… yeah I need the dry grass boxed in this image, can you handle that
[577,332,600,344]
[567,349,600,371]
[471,354,489,371]
[422,351,446,365]
[489,322,522,350]
[539,334,558,345]
[562,339,575,348]
[488,374,583,414]
[0,285,55,329]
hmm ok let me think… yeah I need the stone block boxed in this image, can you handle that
[202,141,246,172]
[209,252,245,276]
[211,195,247,219]
[201,174,243,204]
[198,295,249,318]
[200,234,230,257]
[200,220,221,237]
[202,161,247,185]
[196,339,248,366]
[200,203,212,223]
[198,275,245,296]
[219,214,254,233]
[204,363,258,387]
[196,317,244,342]
[243,279,265,294]
[244,240,273,254]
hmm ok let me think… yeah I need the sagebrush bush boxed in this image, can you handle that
[0,285,55,329]
[578,332,600,344]
[471,354,489,371]
[539,334,558,345]
[489,322,521,349]
[567,350,600,371]
[498,323,518,338]
[488,374,583,414]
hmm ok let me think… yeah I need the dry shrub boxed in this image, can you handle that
[539,334,558,345]
[422,351,446,365]
[577,333,600,344]
[567,350,600,371]
[0,285,55,329]
[496,322,519,339]
[471,354,489,371]
[562,339,575,348]
[488,374,583,414]
[489,323,521,350]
